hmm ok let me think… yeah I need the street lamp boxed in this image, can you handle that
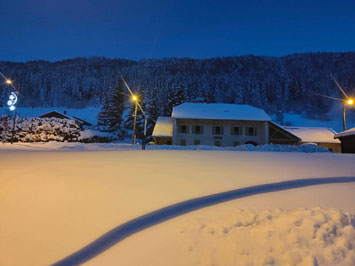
[1,73,19,144]
[121,77,148,149]
[342,97,355,131]
[131,95,138,145]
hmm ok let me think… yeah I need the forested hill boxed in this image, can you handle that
[1,52,355,117]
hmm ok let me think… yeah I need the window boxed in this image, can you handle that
[178,125,189,134]
[192,125,204,134]
[180,139,186,146]
[194,139,200,145]
[231,126,242,135]
[233,141,240,146]
[246,127,257,136]
[212,125,224,135]
[214,140,221,146]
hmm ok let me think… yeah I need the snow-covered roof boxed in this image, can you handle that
[152,117,173,137]
[283,126,340,144]
[334,127,355,138]
[172,103,271,121]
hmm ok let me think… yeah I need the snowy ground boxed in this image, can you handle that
[1,147,355,266]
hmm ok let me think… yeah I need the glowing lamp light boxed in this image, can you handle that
[132,95,137,101]
[9,105,15,111]
[5,79,12,85]
[347,98,354,105]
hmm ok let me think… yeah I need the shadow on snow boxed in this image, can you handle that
[52,176,355,266]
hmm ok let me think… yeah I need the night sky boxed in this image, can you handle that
[0,0,354,62]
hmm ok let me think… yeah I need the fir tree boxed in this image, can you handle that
[97,81,125,137]
[145,89,161,135]
[164,85,185,116]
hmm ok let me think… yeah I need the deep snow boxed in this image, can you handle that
[0,148,355,266]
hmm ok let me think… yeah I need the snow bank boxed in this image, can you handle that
[78,129,118,142]
[0,142,330,152]
[179,208,355,266]
[148,144,330,153]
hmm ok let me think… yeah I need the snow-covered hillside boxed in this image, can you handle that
[0,149,354,266]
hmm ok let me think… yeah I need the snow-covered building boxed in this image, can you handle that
[334,127,355,153]
[151,117,173,145]
[153,103,272,146]
[40,110,92,127]
[283,126,341,152]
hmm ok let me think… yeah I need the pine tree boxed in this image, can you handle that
[163,85,185,116]
[145,89,161,135]
[97,81,125,137]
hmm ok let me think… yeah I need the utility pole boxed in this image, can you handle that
[342,102,346,131]
[11,109,17,144]
[132,99,138,145]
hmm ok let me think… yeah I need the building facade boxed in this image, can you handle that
[153,103,271,146]
[172,118,268,146]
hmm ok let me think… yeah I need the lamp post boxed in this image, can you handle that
[1,74,19,144]
[131,95,138,145]
[342,98,355,131]
[122,78,148,149]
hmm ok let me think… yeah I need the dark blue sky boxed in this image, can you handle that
[0,0,354,62]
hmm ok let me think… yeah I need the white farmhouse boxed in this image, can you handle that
[153,103,272,146]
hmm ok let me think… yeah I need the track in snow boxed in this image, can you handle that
[51,176,355,266]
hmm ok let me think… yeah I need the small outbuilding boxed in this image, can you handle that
[40,111,70,120]
[152,117,173,145]
[40,110,92,127]
[283,126,341,152]
[334,127,355,153]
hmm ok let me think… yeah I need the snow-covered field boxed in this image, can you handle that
[1,146,355,266]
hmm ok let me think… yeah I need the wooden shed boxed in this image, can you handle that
[334,128,355,153]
